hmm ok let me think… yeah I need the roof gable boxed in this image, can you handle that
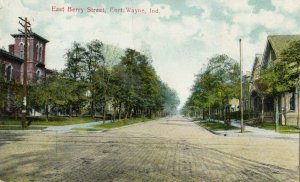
[0,49,23,64]
[267,35,300,57]
[250,54,263,80]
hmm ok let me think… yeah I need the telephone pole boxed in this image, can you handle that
[18,17,32,128]
[239,39,244,133]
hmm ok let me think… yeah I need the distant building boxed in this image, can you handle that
[0,32,52,114]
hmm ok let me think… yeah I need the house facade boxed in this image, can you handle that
[0,32,51,115]
[249,35,300,125]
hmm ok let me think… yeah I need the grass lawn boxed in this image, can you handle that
[0,116,96,126]
[192,117,203,121]
[247,122,300,134]
[0,125,47,130]
[94,117,152,129]
[198,121,239,131]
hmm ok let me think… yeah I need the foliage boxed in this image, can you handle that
[2,40,180,123]
[182,54,240,118]
[260,40,300,95]
[0,126,46,130]
[0,116,95,126]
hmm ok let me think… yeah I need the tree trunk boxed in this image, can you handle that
[118,103,122,121]
[102,103,106,123]
[91,100,95,118]
[275,96,279,133]
[208,103,211,121]
[129,107,133,119]
[223,106,226,123]
[199,108,202,119]
[125,111,128,120]
[69,105,72,117]
[112,106,116,122]
[45,102,49,122]
[283,94,287,125]
[225,104,231,128]
[297,86,300,128]
[142,109,145,121]
[261,96,265,123]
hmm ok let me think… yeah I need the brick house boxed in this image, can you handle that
[0,32,51,114]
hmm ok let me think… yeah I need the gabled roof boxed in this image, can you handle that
[267,35,300,57]
[11,32,49,43]
[0,49,23,64]
[250,54,263,81]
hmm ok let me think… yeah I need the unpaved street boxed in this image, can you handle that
[0,117,298,181]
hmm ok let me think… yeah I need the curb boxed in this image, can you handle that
[193,121,228,136]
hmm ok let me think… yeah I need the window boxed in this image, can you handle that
[38,46,42,62]
[36,70,42,83]
[20,43,24,59]
[36,44,40,61]
[5,65,13,81]
[36,43,43,62]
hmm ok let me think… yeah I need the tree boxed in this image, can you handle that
[280,40,300,128]
[64,42,87,116]
[157,81,180,116]
[84,40,105,117]
[97,44,123,121]
[111,48,179,120]
[182,54,240,127]
[28,72,82,120]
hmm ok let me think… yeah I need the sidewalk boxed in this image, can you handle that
[44,120,112,132]
[196,119,299,140]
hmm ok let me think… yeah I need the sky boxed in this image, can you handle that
[0,0,300,108]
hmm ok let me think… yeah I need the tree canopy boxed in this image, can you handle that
[182,54,240,119]
[24,40,180,120]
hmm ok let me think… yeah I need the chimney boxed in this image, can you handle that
[8,44,14,54]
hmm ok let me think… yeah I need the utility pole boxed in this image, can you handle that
[18,17,32,128]
[239,39,244,133]
[297,62,300,128]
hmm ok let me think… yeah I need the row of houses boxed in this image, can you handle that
[242,35,300,126]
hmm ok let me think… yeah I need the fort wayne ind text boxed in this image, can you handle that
[51,6,160,14]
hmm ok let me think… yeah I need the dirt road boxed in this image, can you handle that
[0,117,298,181]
